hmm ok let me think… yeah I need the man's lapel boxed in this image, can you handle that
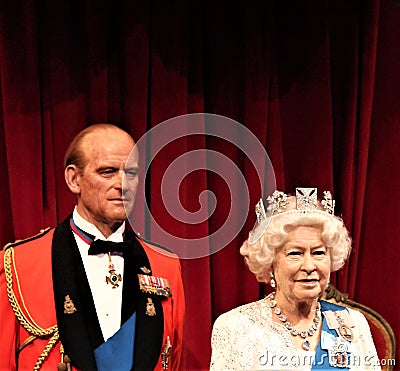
[123,231,164,370]
[133,292,164,370]
[52,216,103,370]
[52,222,164,371]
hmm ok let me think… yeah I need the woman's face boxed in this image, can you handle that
[273,226,331,304]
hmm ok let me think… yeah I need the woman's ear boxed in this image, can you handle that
[65,165,81,195]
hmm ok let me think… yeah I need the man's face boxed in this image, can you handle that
[72,130,139,235]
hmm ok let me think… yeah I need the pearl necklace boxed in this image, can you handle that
[268,292,321,351]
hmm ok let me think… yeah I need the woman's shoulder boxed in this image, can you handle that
[345,306,370,328]
[213,299,269,328]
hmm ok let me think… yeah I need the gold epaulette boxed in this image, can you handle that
[3,227,51,250]
[3,229,59,370]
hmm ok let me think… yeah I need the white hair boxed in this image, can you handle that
[240,198,352,284]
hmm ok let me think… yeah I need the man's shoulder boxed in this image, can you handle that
[130,232,182,281]
[136,233,174,254]
[2,227,54,252]
[127,230,177,259]
[1,228,55,272]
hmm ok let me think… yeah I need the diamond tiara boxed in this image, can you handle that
[249,187,335,244]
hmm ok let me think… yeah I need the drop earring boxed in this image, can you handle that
[270,272,276,288]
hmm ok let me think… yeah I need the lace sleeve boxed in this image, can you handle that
[209,309,259,371]
[209,300,293,370]
[210,314,236,371]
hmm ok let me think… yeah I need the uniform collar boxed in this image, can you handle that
[72,207,125,243]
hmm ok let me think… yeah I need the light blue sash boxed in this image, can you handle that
[312,300,350,370]
[94,312,136,371]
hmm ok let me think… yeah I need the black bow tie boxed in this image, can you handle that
[88,239,132,255]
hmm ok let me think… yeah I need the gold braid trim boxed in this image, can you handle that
[4,247,59,370]
[33,332,59,371]
[18,335,37,352]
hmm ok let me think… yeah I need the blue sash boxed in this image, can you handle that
[312,300,350,370]
[94,312,136,371]
[70,217,137,370]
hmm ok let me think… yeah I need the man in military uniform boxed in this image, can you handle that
[0,124,185,370]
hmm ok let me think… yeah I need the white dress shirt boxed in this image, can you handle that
[71,208,125,341]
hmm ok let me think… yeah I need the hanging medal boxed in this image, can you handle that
[328,340,350,368]
[105,252,122,288]
[335,312,354,341]
[323,310,354,342]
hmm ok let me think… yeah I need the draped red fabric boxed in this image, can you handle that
[0,1,399,369]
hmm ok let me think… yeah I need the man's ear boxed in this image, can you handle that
[65,165,81,195]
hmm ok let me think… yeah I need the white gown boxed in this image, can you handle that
[210,299,381,370]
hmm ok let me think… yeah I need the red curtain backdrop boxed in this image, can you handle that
[0,1,399,369]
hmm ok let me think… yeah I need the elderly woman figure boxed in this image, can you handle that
[210,188,379,370]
